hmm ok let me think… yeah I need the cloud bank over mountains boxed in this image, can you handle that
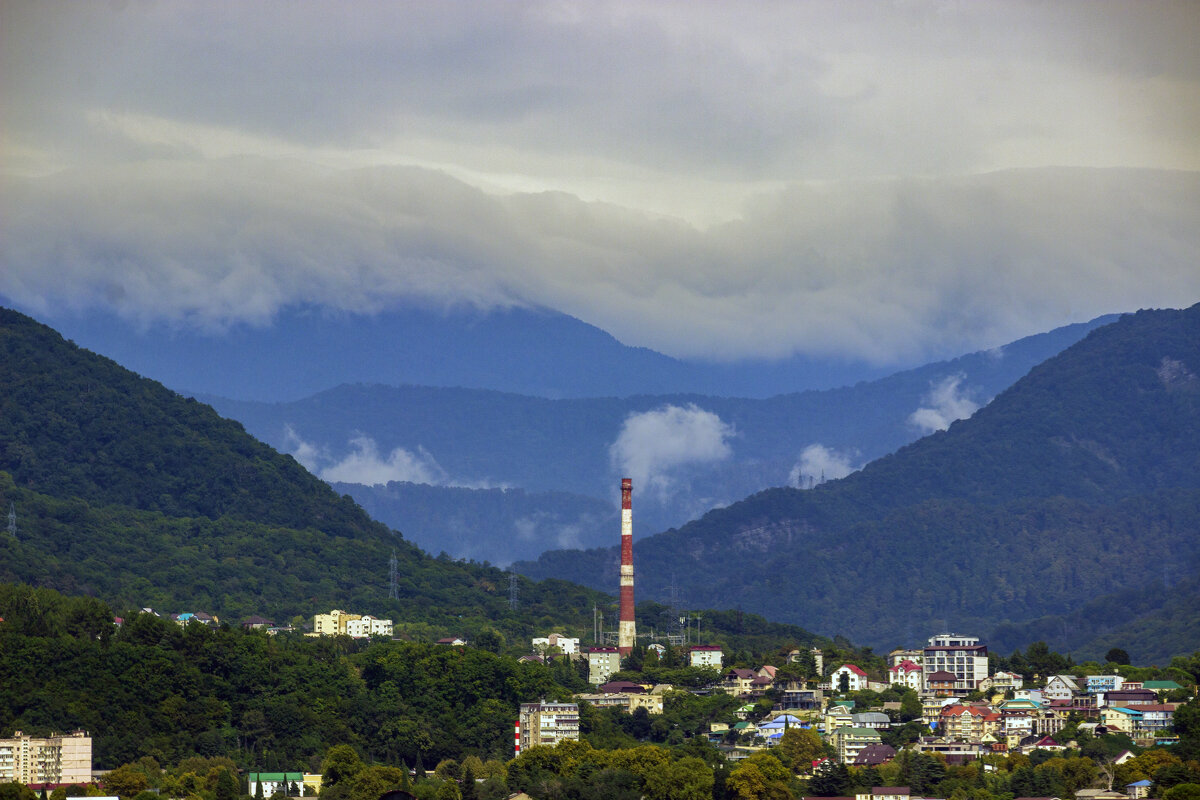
[3,2,1199,365]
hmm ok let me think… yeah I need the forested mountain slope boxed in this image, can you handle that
[518,304,1200,657]
[0,308,604,636]
[0,307,834,655]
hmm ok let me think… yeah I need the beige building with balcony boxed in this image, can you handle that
[0,731,92,785]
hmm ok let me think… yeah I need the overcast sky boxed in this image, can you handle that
[2,1,1198,364]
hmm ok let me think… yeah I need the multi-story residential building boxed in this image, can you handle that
[888,648,924,668]
[724,669,758,695]
[1135,704,1176,734]
[518,701,580,750]
[939,704,994,742]
[1105,689,1158,707]
[830,726,882,764]
[587,647,621,684]
[1087,675,1125,695]
[344,615,393,638]
[888,660,924,691]
[312,609,359,635]
[573,691,664,714]
[689,645,723,669]
[831,664,869,692]
[312,610,392,638]
[0,731,91,785]
[1101,706,1141,734]
[532,633,580,656]
[927,671,958,697]
[981,671,1024,693]
[922,634,988,695]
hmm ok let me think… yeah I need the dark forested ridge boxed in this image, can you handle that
[0,307,835,655]
[0,307,606,636]
[518,304,1200,660]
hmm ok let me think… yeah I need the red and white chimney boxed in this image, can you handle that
[514,720,521,757]
[618,478,636,656]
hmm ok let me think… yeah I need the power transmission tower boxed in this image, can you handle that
[508,570,519,610]
[388,549,399,600]
[6,503,15,539]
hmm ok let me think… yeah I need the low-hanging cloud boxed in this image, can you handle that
[908,374,983,434]
[609,404,734,498]
[789,444,858,489]
[284,426,447,487]
[3,161,1197,366]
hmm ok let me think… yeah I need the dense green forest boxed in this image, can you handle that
[3,588,1200,800]
[0,584,843,772]
[519,305,1200,659]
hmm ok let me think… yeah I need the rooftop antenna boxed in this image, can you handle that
[388,549,399,600]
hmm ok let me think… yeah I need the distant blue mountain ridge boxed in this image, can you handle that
[194,312,1118,565]
[7,301,910,401]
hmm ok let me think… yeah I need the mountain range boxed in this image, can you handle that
[13,302,899,402]
[0,306,828,656]
[200,314,1114,564]
[516,304,1200,662]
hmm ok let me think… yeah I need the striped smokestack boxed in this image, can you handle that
[618,477,636,656]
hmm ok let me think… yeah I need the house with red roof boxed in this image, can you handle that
[831,663,869,692]
[888,659,923,691]
[940,704,995,741]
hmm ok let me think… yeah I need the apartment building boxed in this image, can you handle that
[922,634,988,694]
[0,731,92,785]
[518,701,580,750]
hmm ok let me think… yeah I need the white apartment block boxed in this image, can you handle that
[689,646,724,669]
[344,615,393,638]
[532,633,580,656]
[0,731,92,785]
[922,633,988,694]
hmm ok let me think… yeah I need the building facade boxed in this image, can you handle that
[689,645,723,669]
[343,615,393,638]
[532,633,580,656]
[0,731,92,785]
[518,702,580,750]
[313,610,393,638]
[587,647,621,684]
[922,634,988,694]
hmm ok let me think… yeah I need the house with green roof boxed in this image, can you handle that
[249,773,304,798]
[1142,680,1183,693]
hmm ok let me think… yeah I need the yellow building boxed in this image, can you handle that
[0,731,92,785]
[312,610,360,635]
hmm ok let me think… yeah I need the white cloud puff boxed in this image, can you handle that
[908,374,983,434]
[609,404,734,498]
[788,444,858,488]
[283,427,446,487]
